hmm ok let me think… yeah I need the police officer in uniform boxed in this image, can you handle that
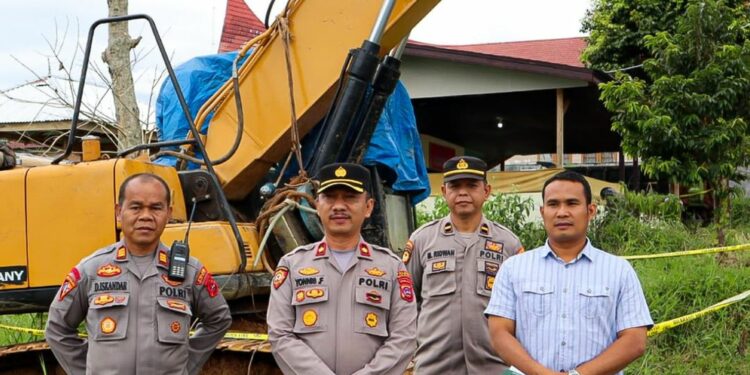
[46,173,232,375]
[403,156,524,374]
[267,163,417,375]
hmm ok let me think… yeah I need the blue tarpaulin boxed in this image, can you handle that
[155,52,430,203]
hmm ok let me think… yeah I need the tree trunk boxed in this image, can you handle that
[102,0,141,150]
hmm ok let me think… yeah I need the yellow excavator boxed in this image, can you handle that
[0,0,439,319]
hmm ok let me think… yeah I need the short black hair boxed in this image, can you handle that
[542,170,592,205]
[118,173,171,207]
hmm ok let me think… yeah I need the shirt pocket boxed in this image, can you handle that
[292,286,329,334]
[578,286,611,319]
[354,285,391,337]
[521,282,554,317]
[156,297,193,344]
[88,292,129,341]
[424,257,457,297]
[476,259,500,297]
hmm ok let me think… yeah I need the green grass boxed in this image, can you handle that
[0,312,47,346]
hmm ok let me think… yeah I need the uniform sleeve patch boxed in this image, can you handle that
[397,270,414,302]
[58,268,79,301]
[273,267,289,289]
[402,240,414,264]
[517,246,525,254]
[204,272,219,298]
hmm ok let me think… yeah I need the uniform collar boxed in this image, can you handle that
[315,238,372,260]
[440,215,492,237]
[540,238,594,264]
[113,240,169,269]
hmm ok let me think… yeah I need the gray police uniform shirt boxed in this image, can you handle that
[403,215,524,374]
[267,239,417,375]
[46,241,232,375]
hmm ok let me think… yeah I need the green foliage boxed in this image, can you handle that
[598,0,750,231]
[581,0,689,70]
[0,313,47,346]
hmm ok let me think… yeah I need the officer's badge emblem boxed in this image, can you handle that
[58,268,80,301]
[302,309,318,326]
[366,290,382,304]
[195,267,208,285]
[116,246,127,260]
[484,240,503,252]
[456,158,469,169]
[162,274,183,286]
[365,267,385,277]
[94,294,114,306]
[298,267,319,276]
[432,260,447,272]
[296,290,306,302]
[170,321,181,333]
[365,312,378,327]
[359,243,371,257]
[273,267,289,289]
[398,270,414,302]
[306,288,325,299]
[485,275,495,291]
[100,317,117,334]
[96,264,122,277]
[335,166,347,177]
[167,299,187,311]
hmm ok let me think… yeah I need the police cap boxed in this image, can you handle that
[442,156,487,182]
[317,163,371,194]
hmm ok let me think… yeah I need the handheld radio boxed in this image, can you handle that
[168,199,198,281]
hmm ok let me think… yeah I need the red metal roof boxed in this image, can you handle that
[411,37,586,68]
[219,0,267,53]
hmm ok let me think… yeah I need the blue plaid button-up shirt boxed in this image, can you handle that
[485,240,653,374]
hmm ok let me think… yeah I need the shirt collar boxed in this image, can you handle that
[440,215,491,237]
[540,238,595,264]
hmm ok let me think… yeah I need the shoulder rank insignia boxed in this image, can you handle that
[96,264,122,277]
[115,246,127,261]
[302,309,318,326]
[158,250,168,267]
[195,267,208,285]
[359,243,371,257]
[479,223,490,236]
[94,294,114,306]
[485,240,503,252]
[100,317,117,334]
[402,240,414,265]
[365,267,386,277]
[306,288,324,298]
[397,270,414,302]
[273,267,289,289]
[298,267,319,276]
[315,243,327,257]
[365,312,378,327]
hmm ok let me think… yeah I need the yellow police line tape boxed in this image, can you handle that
[0,323,267,342]
[648,289,750,337]
[621,243,750,260]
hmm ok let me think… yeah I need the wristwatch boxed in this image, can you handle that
[568,370,581,375]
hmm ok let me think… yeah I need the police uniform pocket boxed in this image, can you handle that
[156,297,193,344]
[292,286,329,334]
[88,293,129,341]
[476,259,500,297]
[354,286,390,337]
[521,283,553,317]
[578,286,611,319]
[424,258,456,297]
